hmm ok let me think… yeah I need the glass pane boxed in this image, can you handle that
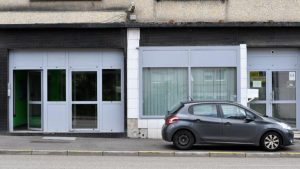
[72,104,97,129]
[221,104,246,120]
[143,68,188,116]
[72,72,97,101]
[273,104,296,127]
[249,104,266,116]
[29,104,41,128]
[272,71,296,100]
[29,72,41,101]
[102,69,121,101]
[192,104,218,117]
[250,71,266,100]
[192,68,237,101]
[48,70,66,101]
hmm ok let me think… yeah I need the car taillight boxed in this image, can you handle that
[166,115,179,125]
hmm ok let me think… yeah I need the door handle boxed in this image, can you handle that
[224,122,232,126]
[194,119,202,123]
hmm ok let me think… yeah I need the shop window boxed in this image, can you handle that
[48,70,66,101]
[143,68,188,116]
[102,69,121,101]
[192,68,237,101]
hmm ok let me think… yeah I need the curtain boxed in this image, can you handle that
[143,68,188,116]
[191,68,237,101]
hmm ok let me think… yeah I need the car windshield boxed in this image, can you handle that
[168,103,183,115]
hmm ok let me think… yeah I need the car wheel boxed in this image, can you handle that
[261,132,282,151]
[173,130,195,150]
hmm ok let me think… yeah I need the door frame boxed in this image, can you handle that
[248,69,298,127]
[69,69,100,132]
[27,70,43,130]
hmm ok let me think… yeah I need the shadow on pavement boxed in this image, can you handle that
[163,143,295,152]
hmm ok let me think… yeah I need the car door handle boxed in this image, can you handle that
[194,119,202,123]
[224,122,232,126]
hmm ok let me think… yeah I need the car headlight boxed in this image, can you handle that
[278,122,292,130]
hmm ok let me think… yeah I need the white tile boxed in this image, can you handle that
[138,119,148,128]
[127,28,140,40]
[127,69,139,79]
[127,59,139,69]
[127,40,139,50]
[127,49,139,60]
[127,89,139,99]
[127,79,139,90]
[158,119,165,128]
[127,108,139,118]
[147,129,156,139]
[147,120,158,128]
[127,99,139,109]
[241,81,248,89]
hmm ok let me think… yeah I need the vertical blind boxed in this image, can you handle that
[192,68,237,101]
[143,68,188,116]
[143,67,237,116]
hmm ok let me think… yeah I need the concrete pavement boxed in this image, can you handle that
[0,135,300,157]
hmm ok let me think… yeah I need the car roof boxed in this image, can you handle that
[181,100,238,105]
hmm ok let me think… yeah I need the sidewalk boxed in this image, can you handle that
[0,135,300,157]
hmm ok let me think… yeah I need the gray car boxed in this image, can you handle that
[162,101,294,151]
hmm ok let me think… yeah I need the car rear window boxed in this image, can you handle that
[168,103,183,115]
[190,104,218,118]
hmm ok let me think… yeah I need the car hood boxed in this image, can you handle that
[261,115,283,124]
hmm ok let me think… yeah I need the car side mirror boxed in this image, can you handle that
[245,116,254,123]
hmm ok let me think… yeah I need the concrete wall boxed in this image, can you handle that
[0,0,300,24]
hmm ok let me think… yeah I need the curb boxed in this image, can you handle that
[1,149,300,158]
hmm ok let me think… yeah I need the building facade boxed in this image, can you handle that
[0,0,300,138]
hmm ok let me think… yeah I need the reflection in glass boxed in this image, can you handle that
[272,71,296,100]
[273,104,296,127]
[192,68,237,101]
[29,72,41,101]
[72,72,97,101]
[48,70,66,101]
[249,104,266,116]
[102,69,121,101]
[250,71,266,100]
[29,104,41,128]
[72,104,97,129]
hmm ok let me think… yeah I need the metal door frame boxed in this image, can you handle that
[248,69,297,127]
[69,69,100,132]
[27,70,43,131]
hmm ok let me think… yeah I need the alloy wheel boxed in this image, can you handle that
[264,134,280,150]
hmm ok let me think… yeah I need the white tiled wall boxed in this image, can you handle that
[138,119,165,139]
[127,28,140,119]
[240,44,248,106]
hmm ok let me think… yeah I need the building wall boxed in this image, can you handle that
[0,0,300,24]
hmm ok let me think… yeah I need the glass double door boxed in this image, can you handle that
[249,70,297,127]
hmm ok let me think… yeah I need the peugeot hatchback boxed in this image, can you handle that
[162,101,294,151]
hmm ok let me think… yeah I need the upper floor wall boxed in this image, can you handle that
[1,0,300,24]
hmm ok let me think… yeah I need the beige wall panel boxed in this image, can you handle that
[226,0,300,22]
[0,11,126,24]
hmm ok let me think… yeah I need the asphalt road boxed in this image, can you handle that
[0,155,300,169]
[0,135,300,152]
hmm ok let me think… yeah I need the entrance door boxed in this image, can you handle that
[249,70,297,127]
[28,71,42,130]
[71,70,98,130]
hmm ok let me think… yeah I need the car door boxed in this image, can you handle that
[220,104,259,143]
[189,104,223,142]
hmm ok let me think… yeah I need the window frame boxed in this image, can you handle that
[188,103,221,118]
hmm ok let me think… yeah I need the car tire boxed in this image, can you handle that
[260,132,282,151]
[173,130,195,150]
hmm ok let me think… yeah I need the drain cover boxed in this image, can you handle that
[42,137,76,141]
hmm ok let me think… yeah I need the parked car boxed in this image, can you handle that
[162,101,294,151]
